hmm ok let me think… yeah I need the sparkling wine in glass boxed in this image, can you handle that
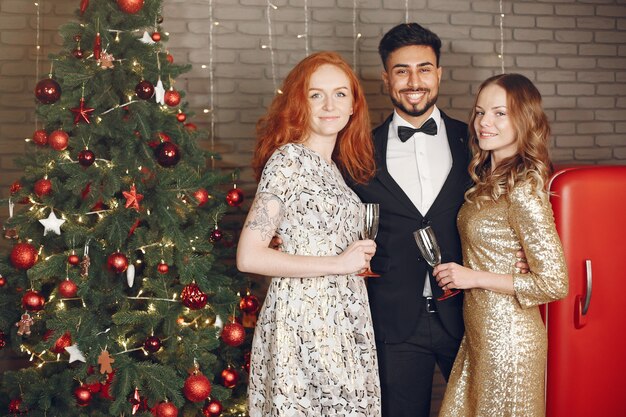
[357,203,380,278]
[413,226,460,300]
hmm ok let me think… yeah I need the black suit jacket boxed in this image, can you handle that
[351,112,470,343]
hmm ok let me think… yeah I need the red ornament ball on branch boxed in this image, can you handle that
[74,385,92,407]
[221,322,245,347]
[135,80,154,100]
[202,399,223,417]
[34,178,53,197]
[164,89,181,107]
[0,331,6,350]
[0,275,6,287]
[151,32,161,42]
[8,398,26,414]
[117,0,144,14]
[143,335,162,353]
[59,279,78,298]
[48,130,69,151]
[166,54,174,64]
[239,294,260,314]
[183,373,212,402]
[176,112,186,123]
[209,228,223,243]
[157,262,169,274]
[32,129,48,146]
[51,331,72,354]
[35,78,61,104]
[78,149,95,167]
[155,142,181,167]
[68,252,80,265]
[21,290,45,311]
[11,242,38,270]
[107,252,129,273]
[180,283,207,310]
[226,187,244,207]
[193,188,209,206]
[72,48,84,59]
[220,367,239,389]
[155,402,178,417]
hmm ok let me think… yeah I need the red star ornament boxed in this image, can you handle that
[70,97,95,124]
[123,185,143,211]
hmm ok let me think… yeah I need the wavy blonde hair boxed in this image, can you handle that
[465,73,553,206]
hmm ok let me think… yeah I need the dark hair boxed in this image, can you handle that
[378,23,442,70]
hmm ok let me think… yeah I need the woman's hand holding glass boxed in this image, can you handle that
[337,239,377,275]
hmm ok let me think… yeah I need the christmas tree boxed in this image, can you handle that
[0,0,254,416]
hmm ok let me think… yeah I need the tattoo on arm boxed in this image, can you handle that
[245,193,285,241]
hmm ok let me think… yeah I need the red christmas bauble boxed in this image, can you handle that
[21,290,45,311]
[193,188,209,206]
[107,252,128,273]
[86,381,102,393]
[239,294,260,314]
[51,331,72,354]
[32,129,48,146]
[164,90,181,107]
[144,335,162,353]
[151,32,161,42]
[68,253,80,265]
[243,351,251,373]
[78,149,95,167]
[209,228,223,243]
[184,122,197,131]
[11,242,38,270]
[8,398,26,414]
[34,178,53,197]
[155,402,178,417]
[226,187,244,207]
[135,80,154,100]
[48,130,69,151]
[176,112,186,122]
[117,0,144,14]
[100,370,115,400]
[72,48,84,59]
[75,385,92,407]
[166,54,174,64]
[0,275,6,287]
[183,373,211,402]
[180,283,207,310]
[157,262,169,274]
[220,367,239,389]
[202,399,223,417]
[221,322,245,347]
[59,279,78,298]
[0,330,7,349]
[155,142,181,167]
[35,78,61,104]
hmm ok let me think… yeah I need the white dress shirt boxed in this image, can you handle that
[386,106,452,297]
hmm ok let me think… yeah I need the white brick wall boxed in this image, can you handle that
[1,0,625,200]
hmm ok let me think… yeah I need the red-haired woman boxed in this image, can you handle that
[237,51,381,416]
[434,73,568,416]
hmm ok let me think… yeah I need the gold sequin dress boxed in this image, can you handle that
[439,181,568,417]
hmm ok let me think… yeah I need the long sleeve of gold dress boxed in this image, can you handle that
[439,181,568,417]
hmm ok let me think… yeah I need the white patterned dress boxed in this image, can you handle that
[247,143,381,417]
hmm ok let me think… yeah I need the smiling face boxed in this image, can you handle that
[382,45,442,127]
[473,83,518,165]
[306,64,354,142]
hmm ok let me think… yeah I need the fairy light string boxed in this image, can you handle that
[264,1,279,94]
[499,0,505,74]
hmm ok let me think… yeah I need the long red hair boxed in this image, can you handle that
[252,51,375,184]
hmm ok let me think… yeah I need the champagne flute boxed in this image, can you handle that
[413,226,460,300]
[357,203,380,278]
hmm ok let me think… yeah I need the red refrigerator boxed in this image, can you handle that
[546,165,626,417]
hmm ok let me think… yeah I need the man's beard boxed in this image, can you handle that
[390,90,438,118]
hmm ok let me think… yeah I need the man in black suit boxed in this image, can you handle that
[350,23,469,417]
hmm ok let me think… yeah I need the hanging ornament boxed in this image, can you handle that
[135,80,154,100]
[126,263,135,287]
[0,330,6,350]
[209,227,223,243]
[193,188,209,206]
[80,0,89,15]
[32,129,48,146]
[35,78,61,104]
[78,148,95,167]
[123,184,143,211]
[239,294,260,314]
[220,366,239,389]
[176,111,187,122]
[166,53,174,64]
[74,385,92,407]
[243,351,251,373]
[34,177,52,197]
[93,31,101,60]
[72,47,84,58]
[139,30,156,45]
[155,142,181,167]
[68,251,80,265]
[65,343,86,363]
[202,399,223,417]
[154,78,165,105]
[184,122,197,131]
[8,398,26,414]
[51,331,72,354]
[70,97,95,125]
[100,370,115,400]
[157,15,164,24]
[154,402,178,417]
[59,279,78,298]
[128,218,141,236]
[4,199,18,239]
[97,350,115,374]
[143,335,162,353]
[151,31,161,42]
[48,130,69,150]
[221,322,245,347]
[107,252,128,273]
[226,185,244,207]
[16,313,34,336]
[80,252,90,278]
[117,0,144,14]
[180,283,208,310]
[0,275,6,287]
[99,52,115,69]
[164,89,181,107]
[129,388,147,415]
[38,209,65,236]
[22,290,45,311]
[183,369,212,402]
[157,261,169,274]
[10,242,38,270]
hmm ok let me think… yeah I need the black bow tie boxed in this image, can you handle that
[397,118,438,142]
